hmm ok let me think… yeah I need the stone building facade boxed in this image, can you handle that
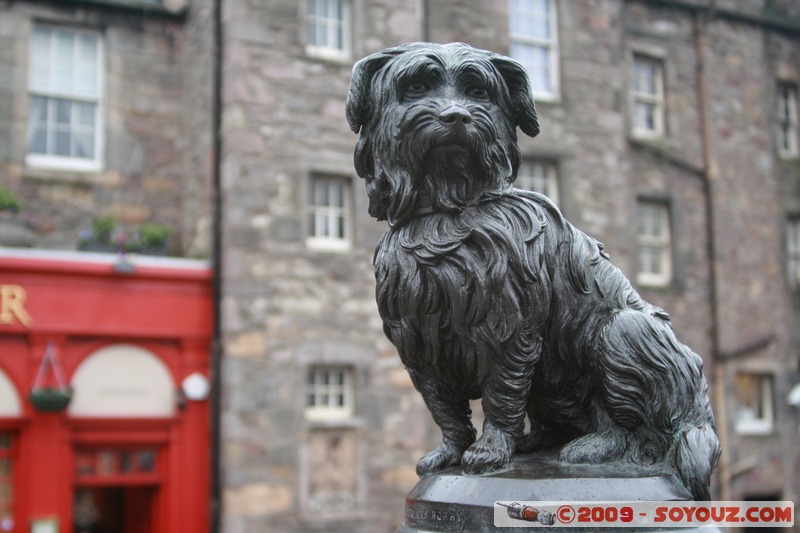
[0,1,217,532]
[0,0,213,256]
[1,0,799,532]
[218,1,800,531]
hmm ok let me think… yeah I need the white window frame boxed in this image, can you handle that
[787,218,800,289]
[777,82,799,158]
[636,200,672,287]
[305,0,350,62]
[508,0,560,101]
[305,366,354,422]
[516,160,559,205]
[26,25,104,172]
[734,373,774,435]
[631,55,665,138]
[306,174,352,252]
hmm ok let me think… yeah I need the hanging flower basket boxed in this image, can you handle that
[29,387,73,412]
[29,342,72,412]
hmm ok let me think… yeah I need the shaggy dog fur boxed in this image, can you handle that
[346,42,720,500]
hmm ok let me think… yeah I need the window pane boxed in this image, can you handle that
[528,46,550,93]
[306,366,353,418]
[511,43,549,92]
[28,26,102,163]
[308,0,344,52]
[787,219,800,287]
[137,450,155,472]
[97,450,115,475]
[530,15,549,40]
[76,451,94,475]
[777,83,799,157]
[316,24,328,48]
[55,99,71,124]
[28,97,48,153]
[736,374,759,419]
[632,57,664,136]
[53,31,76,94]
[74,133,95,158]
[335,24,343,51]
[75,102,95,126]
[308,176,350,244]
[54,131,71,156]
[119,452,132,473]
[635,102,655,131]
[636,201,671,283]
[30,28,51,90]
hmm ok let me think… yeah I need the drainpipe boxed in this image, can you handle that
[210,0,224,528]
[418,0,429,41]
[693,9,731,502]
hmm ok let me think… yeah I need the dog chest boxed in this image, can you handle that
[374,203,549,374]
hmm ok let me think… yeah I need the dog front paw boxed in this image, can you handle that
[417,441,464,476]
[462,425,515,475]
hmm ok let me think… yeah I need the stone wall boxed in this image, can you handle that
[218,0,432,531]
[1,0,797,530]
[0,0,213,255]
[220,2,799,530]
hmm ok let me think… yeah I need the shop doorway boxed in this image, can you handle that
[72,486,155,533]
[72,447,161,533]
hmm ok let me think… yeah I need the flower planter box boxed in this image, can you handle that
[78,241,119,253]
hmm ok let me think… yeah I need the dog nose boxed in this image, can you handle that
[439,105,472,125]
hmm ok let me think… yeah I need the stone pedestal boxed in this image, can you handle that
[396,452,716,532]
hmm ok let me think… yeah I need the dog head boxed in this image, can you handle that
[346,42,539,226]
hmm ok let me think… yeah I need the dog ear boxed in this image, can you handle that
[346,49,398,133]
[489,55,541,138]
[346,44,428,134]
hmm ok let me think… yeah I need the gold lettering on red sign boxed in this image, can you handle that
[0,285,32,327]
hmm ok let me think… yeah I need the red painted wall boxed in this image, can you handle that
[0,251,213,533]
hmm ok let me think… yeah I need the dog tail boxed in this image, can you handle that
[673,417,721,501]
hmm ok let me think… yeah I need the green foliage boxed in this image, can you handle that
[0,186,21,212]
[91,215,116,243]
[29,387,73,412]
[138,223,171,248]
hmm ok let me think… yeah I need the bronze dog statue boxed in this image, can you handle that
[346,42,720,500]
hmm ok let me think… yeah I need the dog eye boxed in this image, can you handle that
[404,81,431,98]
[466,86,490,99]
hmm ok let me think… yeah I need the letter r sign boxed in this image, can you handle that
[0,285,32,327]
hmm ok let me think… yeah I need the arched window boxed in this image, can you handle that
[69,344,175,417]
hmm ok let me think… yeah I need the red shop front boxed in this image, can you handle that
[0,250,213,533]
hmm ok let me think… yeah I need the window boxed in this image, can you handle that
[636,200,672,287]
[777,82,798,158]
[306,0,349,61]
[509,0,559,100]
[734,373,774,435]
[787,218,800,288]
[631,55,665,138]
[27,25,103,171]
[307,175,351,251]
[305,366,354,421]
[75,447,158,481]
[516,160,559,205]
